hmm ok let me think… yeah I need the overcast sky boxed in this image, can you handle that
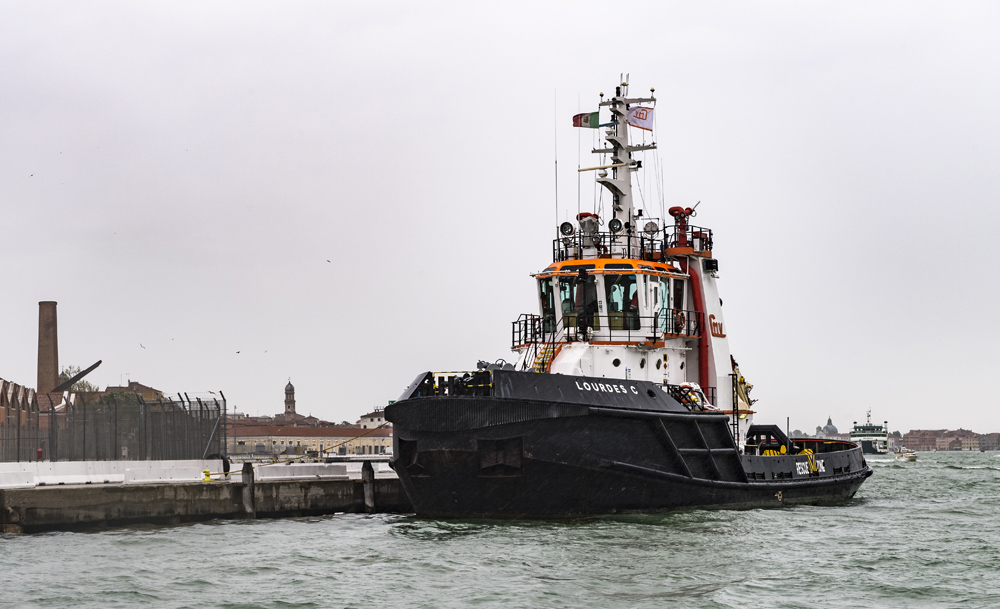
[2,1,998,433]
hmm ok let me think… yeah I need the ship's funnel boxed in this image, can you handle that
[37,301,58,393]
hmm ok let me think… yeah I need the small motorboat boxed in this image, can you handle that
[894,448,917,462]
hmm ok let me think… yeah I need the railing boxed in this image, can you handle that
[664,383,717,409]
[553,231,666,262]
[512,310,703,349]
[665,224,713,254]
[512,313,546,348]
[409,371,494,398]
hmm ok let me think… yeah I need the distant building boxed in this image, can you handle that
[937,436,963,451]
[284,380,295,416]
[358,409,390,429]
[228,425,392,456]
[981,433,1000,451]
[902,429,946,452]
[961,435,981,451]
[272,380,338,427]
[903,429,984,451]
[814,417,850,441]
[102,381,164,402]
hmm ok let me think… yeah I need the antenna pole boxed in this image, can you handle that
[554,88,559,235]
[577,93,581,215]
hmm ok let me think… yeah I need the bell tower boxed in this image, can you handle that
[284,379,296,416]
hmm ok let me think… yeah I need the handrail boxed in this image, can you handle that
[512,309,703,349]
[551,223,713,262]
[664,224,713,253]
[553,231,666,262]
[408,371,494,398]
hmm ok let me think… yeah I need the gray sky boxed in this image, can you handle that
[2,1,998,433]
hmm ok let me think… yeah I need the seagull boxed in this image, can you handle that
[326,259,331,263]
[139,343,145,349]
[236,351,240,354]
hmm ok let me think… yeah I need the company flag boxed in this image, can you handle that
[626,106,655,131]
[572,111,600,128]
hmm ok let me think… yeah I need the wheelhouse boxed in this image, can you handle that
[518,259,701,346]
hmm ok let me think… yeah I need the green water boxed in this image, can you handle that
[2,451,999,608]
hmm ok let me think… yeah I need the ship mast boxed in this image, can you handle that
[595,78,656,253]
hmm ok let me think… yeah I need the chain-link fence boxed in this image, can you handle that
[1,394,226,462]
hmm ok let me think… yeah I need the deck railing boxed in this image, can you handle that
[665,224,713,254]
[552,231,666,262]
[408,371,494,398]
[512,309,703,349]
[551,223,714,262]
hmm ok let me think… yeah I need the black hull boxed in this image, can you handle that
[399,455,870,519]
[860,441,887,455]
[386,371,872,518]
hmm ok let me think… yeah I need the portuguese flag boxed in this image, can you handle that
[572,112,600,128]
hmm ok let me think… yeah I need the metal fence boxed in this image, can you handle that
[1,394,226,462]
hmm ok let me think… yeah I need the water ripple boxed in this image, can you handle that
[3,452,1000,607]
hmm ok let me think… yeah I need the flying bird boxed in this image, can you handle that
[139,343,145,349]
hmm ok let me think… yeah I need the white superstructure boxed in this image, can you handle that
[510,80,756,449]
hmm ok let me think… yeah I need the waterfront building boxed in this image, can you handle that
[961,435,982,451]
[981,433,1000,451]
[227,425,392,456]
[937,436,963,451]
[902,430,946,452]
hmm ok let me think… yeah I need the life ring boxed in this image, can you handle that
[673,311,686,333]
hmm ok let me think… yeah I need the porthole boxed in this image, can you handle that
[613,358,621,367]
[655,359,661,369]
[639,358,646,369]
[647,389,657,398]
[680,362,685,370]
[663,354,669,363]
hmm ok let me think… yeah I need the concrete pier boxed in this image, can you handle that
[0,466,411,533]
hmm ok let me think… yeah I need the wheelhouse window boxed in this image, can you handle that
[672,278,685,311]
[659,277,670,333]
[538,278,555,332]
[560,273,600,330]
[605,274,639,330]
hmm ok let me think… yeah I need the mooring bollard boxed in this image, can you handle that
[361,460,375,514]
[241,462,256,519]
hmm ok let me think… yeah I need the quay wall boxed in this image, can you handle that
[0,474,411,534]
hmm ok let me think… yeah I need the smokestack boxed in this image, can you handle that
[37,301,58,394]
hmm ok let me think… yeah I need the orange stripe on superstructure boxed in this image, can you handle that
[537,258,683,278]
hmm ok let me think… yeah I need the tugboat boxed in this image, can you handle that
[385,78,872,518]
[849,410,890,455]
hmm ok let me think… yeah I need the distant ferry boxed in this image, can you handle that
[850,410,889,455]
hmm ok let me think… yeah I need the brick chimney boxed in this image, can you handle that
[37,301,58,393]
